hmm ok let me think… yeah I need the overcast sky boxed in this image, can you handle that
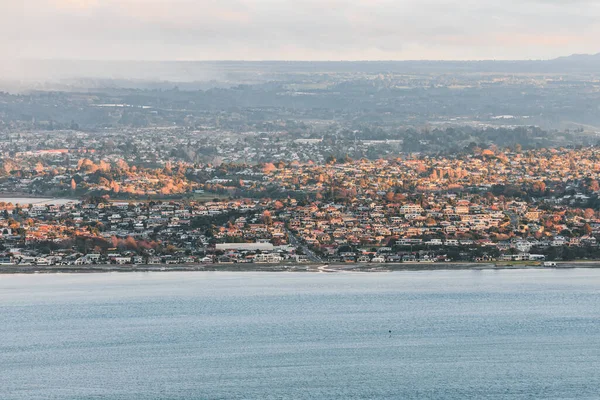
[1,0,599,61]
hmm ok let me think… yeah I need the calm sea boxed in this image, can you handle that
[1,270,599,399]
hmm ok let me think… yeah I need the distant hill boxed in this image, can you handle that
[553,53,600,62]
[3,52,600,91]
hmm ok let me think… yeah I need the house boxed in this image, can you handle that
[500,253,532,261]
[216,242,274,251]
[0,256,14,265]
[35,257,52,266]
[114,257,131,265]
[293,255,310,263]
[255,253,283,263]
[551,236,567,247]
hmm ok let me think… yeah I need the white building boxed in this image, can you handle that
[216,242,274,251]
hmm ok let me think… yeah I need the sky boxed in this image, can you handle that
[1,0,599,62]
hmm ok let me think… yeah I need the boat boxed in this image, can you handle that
[543,261,557,267]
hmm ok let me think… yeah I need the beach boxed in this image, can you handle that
[1,261,599,274]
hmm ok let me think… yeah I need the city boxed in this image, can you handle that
[3,144,600,268]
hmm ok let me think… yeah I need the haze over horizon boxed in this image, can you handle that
[2,0,600,64]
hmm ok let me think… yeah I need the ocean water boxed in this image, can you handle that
[1,270,599,399]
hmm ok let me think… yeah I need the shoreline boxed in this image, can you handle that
[2,261,600,274]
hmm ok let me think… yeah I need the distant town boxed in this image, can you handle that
[2,143,600,267]
[3,60,600,268]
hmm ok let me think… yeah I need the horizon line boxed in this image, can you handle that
[14,55,596,63]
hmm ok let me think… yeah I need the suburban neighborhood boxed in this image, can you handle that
[3,145,600,267]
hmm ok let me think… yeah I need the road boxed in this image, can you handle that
[506,211,519,227]
[285,227,322,263]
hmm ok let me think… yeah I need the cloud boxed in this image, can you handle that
[1,0,599,61]
[52,0,99,9]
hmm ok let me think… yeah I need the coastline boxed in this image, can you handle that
[1,261,600,274]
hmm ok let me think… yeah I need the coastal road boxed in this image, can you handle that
[285,228,322,263]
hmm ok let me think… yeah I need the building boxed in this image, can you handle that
[216,242,274,251]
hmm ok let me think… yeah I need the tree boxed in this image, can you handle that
[98,177,110,187]
[98,160,111,173]
[262,163,276,173]
[532,181,546,193]
[125,236,138,251]
[115,159,130,173]
[262,210,273,225]
[110,181,120,193]
[584,208,595,220]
